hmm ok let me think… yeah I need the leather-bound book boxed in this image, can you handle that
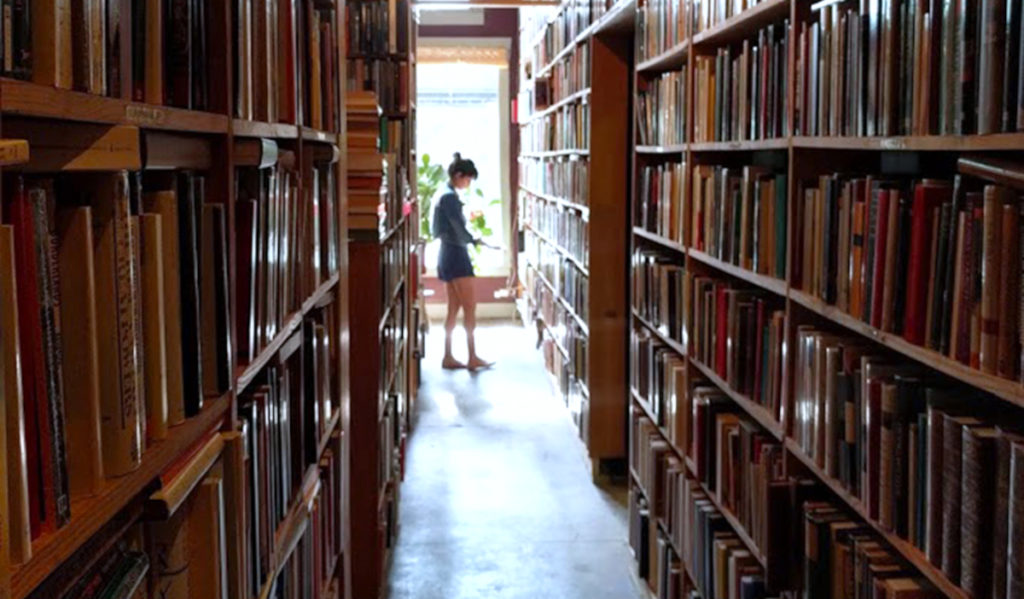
[144,0,164,103]
[977,0,1006,134]
[0,224,32,564]
[940,414,982,583]
[992,430,1023,599]
[55,206,104,495]
[960,426,999,599]
[978,185,1005,373]
[71,0,107,94]
[1007,441,1024,599]
[997,202,1020,379]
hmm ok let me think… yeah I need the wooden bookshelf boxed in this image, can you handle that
[520,0,634,474]
[345,1,418,596]
[621,0,1024,596]
[0,2,351,598]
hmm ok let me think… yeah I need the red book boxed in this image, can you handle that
[870,189,891,329]
[864,374,883,520]
[715,285,728,377]
[5,178,48,537]
[904,180,952,344]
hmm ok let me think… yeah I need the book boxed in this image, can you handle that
[31,0,73,88]
[54,206,104,496]
[0,225,32,564]
[1008,441,1024,599]
[139,213,168,442]
[85,172,143,478]
[142,190,186,425]
[199,204,231,396]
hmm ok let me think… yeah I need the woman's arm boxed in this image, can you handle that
[438,195,477,245]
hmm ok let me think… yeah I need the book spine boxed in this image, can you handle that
[1008,441,1024,599]
[979,186,1002,373]
[997,202,1020,379]
[140,213,168,442]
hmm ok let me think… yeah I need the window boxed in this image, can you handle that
[416,53,511,277]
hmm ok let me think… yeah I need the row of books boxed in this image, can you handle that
[521,102,591,152]
[530,0,616,71]
[0,171,231,558]
[637,0,687,63]
[345,0,410,57]
[792,159,1024,382]
[795,0,1024,138]
[347,59,410,115]
[236,159,341,364]
[523,231,587,321]
[636,160,685,243]
[690,276,786,421]
[691,0,770,38]
[523,194,588,266]
[637,71,688,147]
[2,0,214,110]
[544,43,591,102]
[237,333,339,595]
[791,325,1024,599]
[532,278,589,391]
[519,158,589,206]
[235,0,342,131]
[632,327,686,434]
[694,22,789,143]
[633,250,686,345]
[691,165,787,280]
[802,500,940,599]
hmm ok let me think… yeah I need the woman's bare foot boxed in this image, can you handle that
[442,357,467,370]
[467,357,495,371]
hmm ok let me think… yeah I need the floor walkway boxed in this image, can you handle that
[385,321,648,599]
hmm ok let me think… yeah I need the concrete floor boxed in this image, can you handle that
[385,322,648,599]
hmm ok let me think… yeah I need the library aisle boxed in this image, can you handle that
[385,323,646,599]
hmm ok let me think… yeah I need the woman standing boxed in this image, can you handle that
[432,153,494,371]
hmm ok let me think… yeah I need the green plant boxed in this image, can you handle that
[417,153,447,240]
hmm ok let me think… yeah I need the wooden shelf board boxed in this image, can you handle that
[632,227,686,254]
[1,79,229,133]
[787,289,1024,406]
[635,144,688,154]
[522,88,592,123]
[232,119,299,139]
[689,138,788,152]
[519,185,590,215]
[592,0,637,34]
[523,222,589,276]
[691,0,790,48]
[791,132,1024,152]
[688,249,788,297]
[236,273,340,394]
[784,438,969,599]
[300,127,337,143]
[11,394,230,599]
[688,357,785,440]
[519,149,590,158]
[632,309,687,358]
[636,41,690,73]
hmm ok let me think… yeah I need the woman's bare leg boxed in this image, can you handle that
[453,277,492,370]
[442,282,465,369]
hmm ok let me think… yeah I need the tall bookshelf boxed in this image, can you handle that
[626,1,1024,598]
[345,0,418,596]
[517,0,636,475]
[0,2,350,599]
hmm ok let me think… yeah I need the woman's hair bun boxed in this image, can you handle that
[448,152,478,180]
